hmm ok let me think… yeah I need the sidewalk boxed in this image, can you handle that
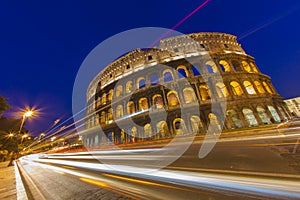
[0,161,16,200]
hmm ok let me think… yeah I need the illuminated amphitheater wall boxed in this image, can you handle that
[84,32,291,146]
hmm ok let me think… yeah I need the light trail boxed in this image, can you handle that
[238,4,300,40]
[148,0,211,48]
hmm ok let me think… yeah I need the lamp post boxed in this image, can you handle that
[8,109,34,166]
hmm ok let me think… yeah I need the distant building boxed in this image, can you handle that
[84,32,291,147]
[284,97,300,117]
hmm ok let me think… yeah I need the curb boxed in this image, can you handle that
[14,161,28,200]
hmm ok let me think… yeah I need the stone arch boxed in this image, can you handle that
[167,91,179,107]
[102,93,107,104]
[226,109,243,128]
[208,113,221,132]
[230,81,244,96]
[183,87,197,104]
[192,65,201,76]
[152,94,164,109]
[242,61,251,72]
[243,81,256,95]
[144,123,152,139]
[199,84,211,100]
[100,111,106,124]
[254,81,265,94]
[190,115,203,134]
[107,108,113,122]
[127,101,135,114]
[150,74,159,85]
[115,85,123,97]
[137,77,146,89]
[219,60,231,72]
[216,82,229,98]
[278,106,287,120]
[263,81,273,94]
[242,108,258,126]
[177,65,189,78]
[173,118,187,135]
[250,62,259,73]
[156,121,169,138]
[163,69,174,82]
[139,97,149,111]
[126,81,133,94]
[257,106,271,124]
[267,105,281,122]
[108,89,114,101]
[206,61,218,74]
[115,104,124,118]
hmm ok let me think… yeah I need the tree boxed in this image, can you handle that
[0,95,10,117]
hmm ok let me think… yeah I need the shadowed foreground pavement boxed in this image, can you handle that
[0,161,16,200]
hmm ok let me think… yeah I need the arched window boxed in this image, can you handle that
[96,97,101,107]
[137,78,146,89]
[263,82,273,94]
[183,88,197,103]
[127,101,135,114]
[115,85,123,97]
[108,89,114,101]
[243,81,256,95]
[208,113,221,132]
[250,63,259,73]
[167,91,179,107]
[219,60,231,72]
[173,118,186,135]
[156,121,169,138]
[150,74,159,85]
[226,110,243,128]
[257,106,271,124]
[254,81,265,94]
[278,107,287,120]
[267,105,281,122]
[177,65,189,78]
[163,70,174,82]
[206,61,218,74]
[102,93,107,104]
[230,81,243,96]
[242,108,258,126]
[192,66,201,76]
[100,111,106,124]
[231,60,240,71]
[126,81,133,94]
[152,94,164,109]
[115,105,123,118]
[216,82,229,98]
[199,84,211,100]
[139,98,149,111]
[107,108,113,122]
[131,127,138,142]
[144,124,152,139]
[190,116,203,134]
[242,61,251,72]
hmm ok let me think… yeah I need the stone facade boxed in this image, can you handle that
[84,32,291,147]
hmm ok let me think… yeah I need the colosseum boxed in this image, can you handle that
[84,32,291,147]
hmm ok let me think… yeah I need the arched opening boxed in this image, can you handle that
[144,124,152,139]
[231,60,240,71]
[250,63,259,73]
[137,77,146,89]
[278,106,287,120]
[254,81,265,94]
[219,60,231,72]
[127,101,135,114]
[173,118,186,135]
[150,74,159,85]
[107,108,113,122]
[242,108,258,126]
[163,70,174,82]
[216,82,229,98]
[152,94,164,109]
[267,105,281,122]
[139,97,149,111]
[192,66,201,76]
[115,85,123,97]
[100,111,106,124]
[156,121,169,138]
[263,82,273,94]
[190,115,203,134]
[206,61,218,74]
[101,93,107,104]
[243,81,256,95]
[199,84,211,100]
[131,127,137,142]
[183,87,197,104]
[126,81,133,94]
[230,81,243,96]
[242,61,251,72]
[226,110,243,128]
[115,105,124,118]
[108,89,113,101]
[257,106,271,124]
[177,65,189,78]
[208,113,221,132]
[96,97,101,107]
[167,91,179,107]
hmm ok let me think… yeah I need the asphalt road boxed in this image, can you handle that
[18,126,300,200]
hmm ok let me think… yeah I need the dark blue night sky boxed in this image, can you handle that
[1,0,300,135]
